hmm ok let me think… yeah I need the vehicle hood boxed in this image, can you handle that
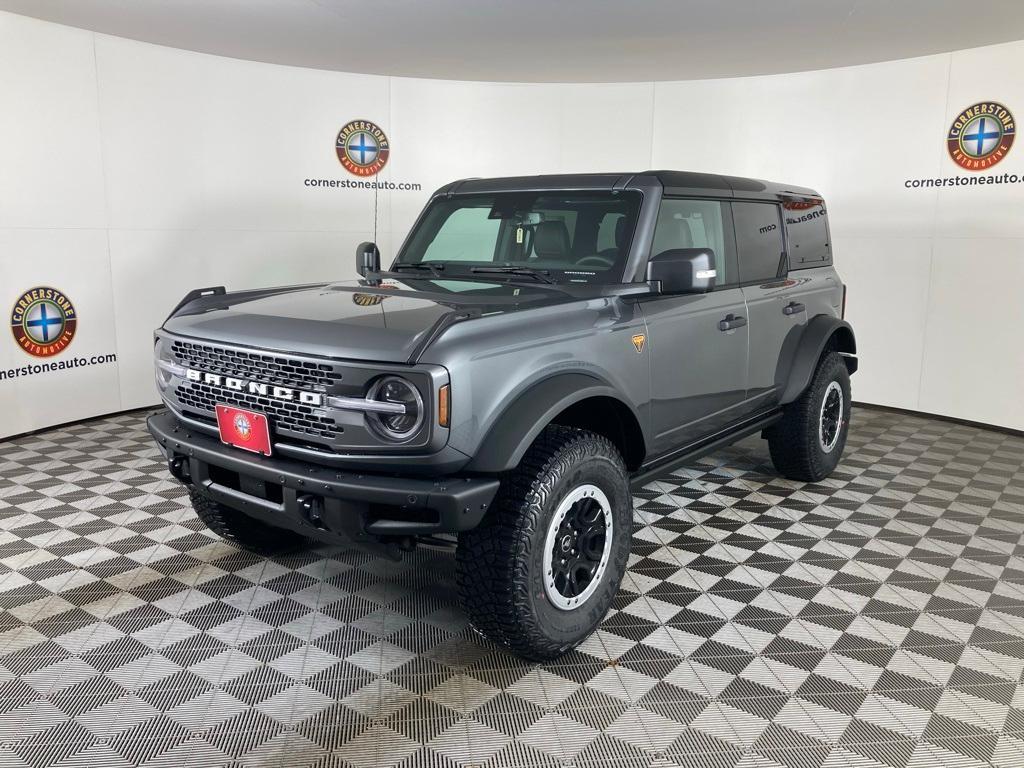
[161,278,580,363]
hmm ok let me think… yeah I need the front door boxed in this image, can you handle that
[644,289,749,455]
[642,198,749,456]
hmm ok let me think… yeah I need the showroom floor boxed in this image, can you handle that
[1,410,1023,768]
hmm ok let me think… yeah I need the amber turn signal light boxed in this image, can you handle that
[438,384,450,428]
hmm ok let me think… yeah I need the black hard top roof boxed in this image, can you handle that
[435,171,821,201]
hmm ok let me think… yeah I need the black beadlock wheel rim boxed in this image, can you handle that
[819,380,844,454]
[542,484,613,610]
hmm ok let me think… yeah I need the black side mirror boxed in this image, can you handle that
[647,248,717,295]
[356,241,381,277]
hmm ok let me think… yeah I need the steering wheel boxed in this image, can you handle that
[575,255,614,269]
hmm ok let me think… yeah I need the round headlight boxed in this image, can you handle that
[367,376,424,441]
[154,337,183,390]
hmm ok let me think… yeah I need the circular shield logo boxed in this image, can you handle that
[947,102,1015,170]
[336,120,390,177]
[10,286,77,357]
[233,413,252,441]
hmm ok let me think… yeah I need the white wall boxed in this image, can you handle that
[2,10,1023,437]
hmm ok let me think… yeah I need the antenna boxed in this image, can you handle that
[372,182,379,245]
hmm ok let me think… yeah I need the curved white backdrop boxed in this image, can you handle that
[2,11,1023,438]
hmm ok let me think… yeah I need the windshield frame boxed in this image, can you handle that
[392,190,643,285]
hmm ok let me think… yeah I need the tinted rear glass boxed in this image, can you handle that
[784,200,831,267]
[732,202,785,283]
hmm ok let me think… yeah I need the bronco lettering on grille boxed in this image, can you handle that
[185,369,324,406]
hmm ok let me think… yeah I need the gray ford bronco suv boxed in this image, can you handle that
[148,171,857,660]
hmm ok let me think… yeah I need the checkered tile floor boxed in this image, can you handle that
[1,409,1024,767]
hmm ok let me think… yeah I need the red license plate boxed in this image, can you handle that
[215,405,272,456]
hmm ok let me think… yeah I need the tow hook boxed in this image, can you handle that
[168,455,190,483]
[298,494,326,529]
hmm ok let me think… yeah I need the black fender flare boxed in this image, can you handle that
[465,372,641,473]
[779,315,857,405]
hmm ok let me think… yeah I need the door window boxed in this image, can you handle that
[732,202,785,283]
[651,199,731,285]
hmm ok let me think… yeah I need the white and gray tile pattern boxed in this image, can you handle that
[1,408,1023,767]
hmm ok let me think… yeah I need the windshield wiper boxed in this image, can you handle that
[470,266,554,283]
[390,263,445,277]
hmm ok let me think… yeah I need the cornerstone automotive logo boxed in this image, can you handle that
[233,413,252,441]
[905,101,1024,189]
[10,286,77,357]
[305,120,419,191]
[336,119,390,176]
[947,102,1015,170]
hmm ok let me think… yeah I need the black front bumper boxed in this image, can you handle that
[147,410,499,545]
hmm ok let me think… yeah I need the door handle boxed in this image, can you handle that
[783,302,805,316]
[718,313,746,331]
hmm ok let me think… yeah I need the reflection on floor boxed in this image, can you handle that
[1,408,1024,768]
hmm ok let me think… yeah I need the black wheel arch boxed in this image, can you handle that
[465,372,647,473]
[779,314,857,406]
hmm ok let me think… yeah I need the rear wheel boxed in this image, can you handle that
[767,351,851,482]
[456,426,631,661]
[188,488,304,555]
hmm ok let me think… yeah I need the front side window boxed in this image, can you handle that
[651,199,730,284]
[396,191,642,284]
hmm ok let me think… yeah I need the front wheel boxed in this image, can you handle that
[456,426,631,661]
[767,351,852,482]
[188,488,304,555]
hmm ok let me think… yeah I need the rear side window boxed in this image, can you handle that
[732,202,785,283]
[784,200,831,267]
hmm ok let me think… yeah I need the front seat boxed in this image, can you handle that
[533,220,571,260]
[675,218,694,248]
[598,217,629,261]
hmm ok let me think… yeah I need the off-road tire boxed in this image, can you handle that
[456,425,631,661]
[188,488,304,555]
[767,351,851,482]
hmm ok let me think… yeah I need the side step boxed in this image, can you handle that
[629,410,782,490]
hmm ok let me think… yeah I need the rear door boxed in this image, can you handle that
[642,198,749,455]
[733,201,807,411]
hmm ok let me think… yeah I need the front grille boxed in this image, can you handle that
[169,339,344,443]
[170,340,343,390]
[175,382,340,441]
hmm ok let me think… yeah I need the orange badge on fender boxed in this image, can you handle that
[632,334,646,353]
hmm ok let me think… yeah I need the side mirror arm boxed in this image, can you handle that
[356,242,381,277]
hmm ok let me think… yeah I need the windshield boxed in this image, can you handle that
[394,191,642,284]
